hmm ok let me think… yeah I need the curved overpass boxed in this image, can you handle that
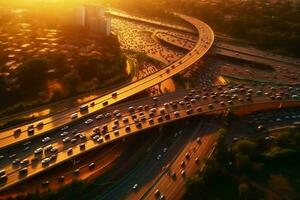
[1,83,300,192]
[0,14,214,150]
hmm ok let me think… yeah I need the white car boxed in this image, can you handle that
[85,119,93,125]
[34,148,43,154]
[60,131,69,137]
[60,126,69,131]
[42,137,51,143]
[95,114,103,120]
[62,137,71,143]
[132,183,138,190]
[41,158,51,165]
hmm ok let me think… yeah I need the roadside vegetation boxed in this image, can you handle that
[0,35,128,117]
[183,126,300,200]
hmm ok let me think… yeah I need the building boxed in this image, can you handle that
[72,4,111,36]
[74,6,85,27]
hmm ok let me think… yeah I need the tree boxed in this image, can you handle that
[17,58,49,94]
[235,153,251,171]
[62,70,81,95]
[238,183,251,200]
[233,140,258,158]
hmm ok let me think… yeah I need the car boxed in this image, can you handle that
[12,159,20,166]
[62,137,71,143]
[163,147,168,153]
[60,126,69,131]
[122,117,129,123]
[196,137,201,143]
[58,176,65,183]
[186,109,193,115]
[41,158,51,166]
[181,170,186,176]
[14,128,21,135]
[42,137,51,143]
[195,157,199,164]
[28,128,34,135]
[67,148,73,154]
[157,154,162,160]
[128,106,135,112]
[125,126,131,132]
[153,97,159,101]
[174,111,180,117]
[41,181,49,187]
[155,189,161,197]
[95,114,103,120]
[36,121,44,128]
[79,143,86,150]
[71,138,77,143]
[132,183,138,191]
[112,92,118,98]
[79,105,88,112]
[0,175,7,183]
[50,147,58,153]
[23,146,30,152]
[71,113,78,119]
[44,145,53,152]
[0,170,6,176]
[60,131,69,137]
[105,113,111,118]
[27,124,34,130]
[171,171,176,179]
[23,141,31,146]
[90,102,95,107]
[102,101,109,106]
[180,161,185,168]
[71,129,78,134]
[20,159,29,166]
[89,162,95,169]
[114,130,119,136]
[74,169,80,175]
[97,137,104,143]
[85,119,93,125]
[19,168,28,176]
[159,108,166,114]
[34,148,43,155]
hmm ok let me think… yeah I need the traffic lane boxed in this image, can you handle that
[0,84,296,178]
[137,118,218,200]
[0,81,296,173]
[0,90,195,173]
[128,118,212,200]
[143,122,218,200]
[101,118,208,200]
[1,83,296,190]
[98,123,191,200]
[0,143,123,198]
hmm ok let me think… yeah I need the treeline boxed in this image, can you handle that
[0,35,128,116]
[183,126,300,200]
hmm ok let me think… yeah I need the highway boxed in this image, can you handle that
[125,117,220,200]
[154,30,300,70]
[0,14,215,150]
[1,83,300,192]
[108,11,300,67]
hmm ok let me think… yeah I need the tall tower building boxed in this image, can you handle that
[72,4,111,36]
[74,6,85,27]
